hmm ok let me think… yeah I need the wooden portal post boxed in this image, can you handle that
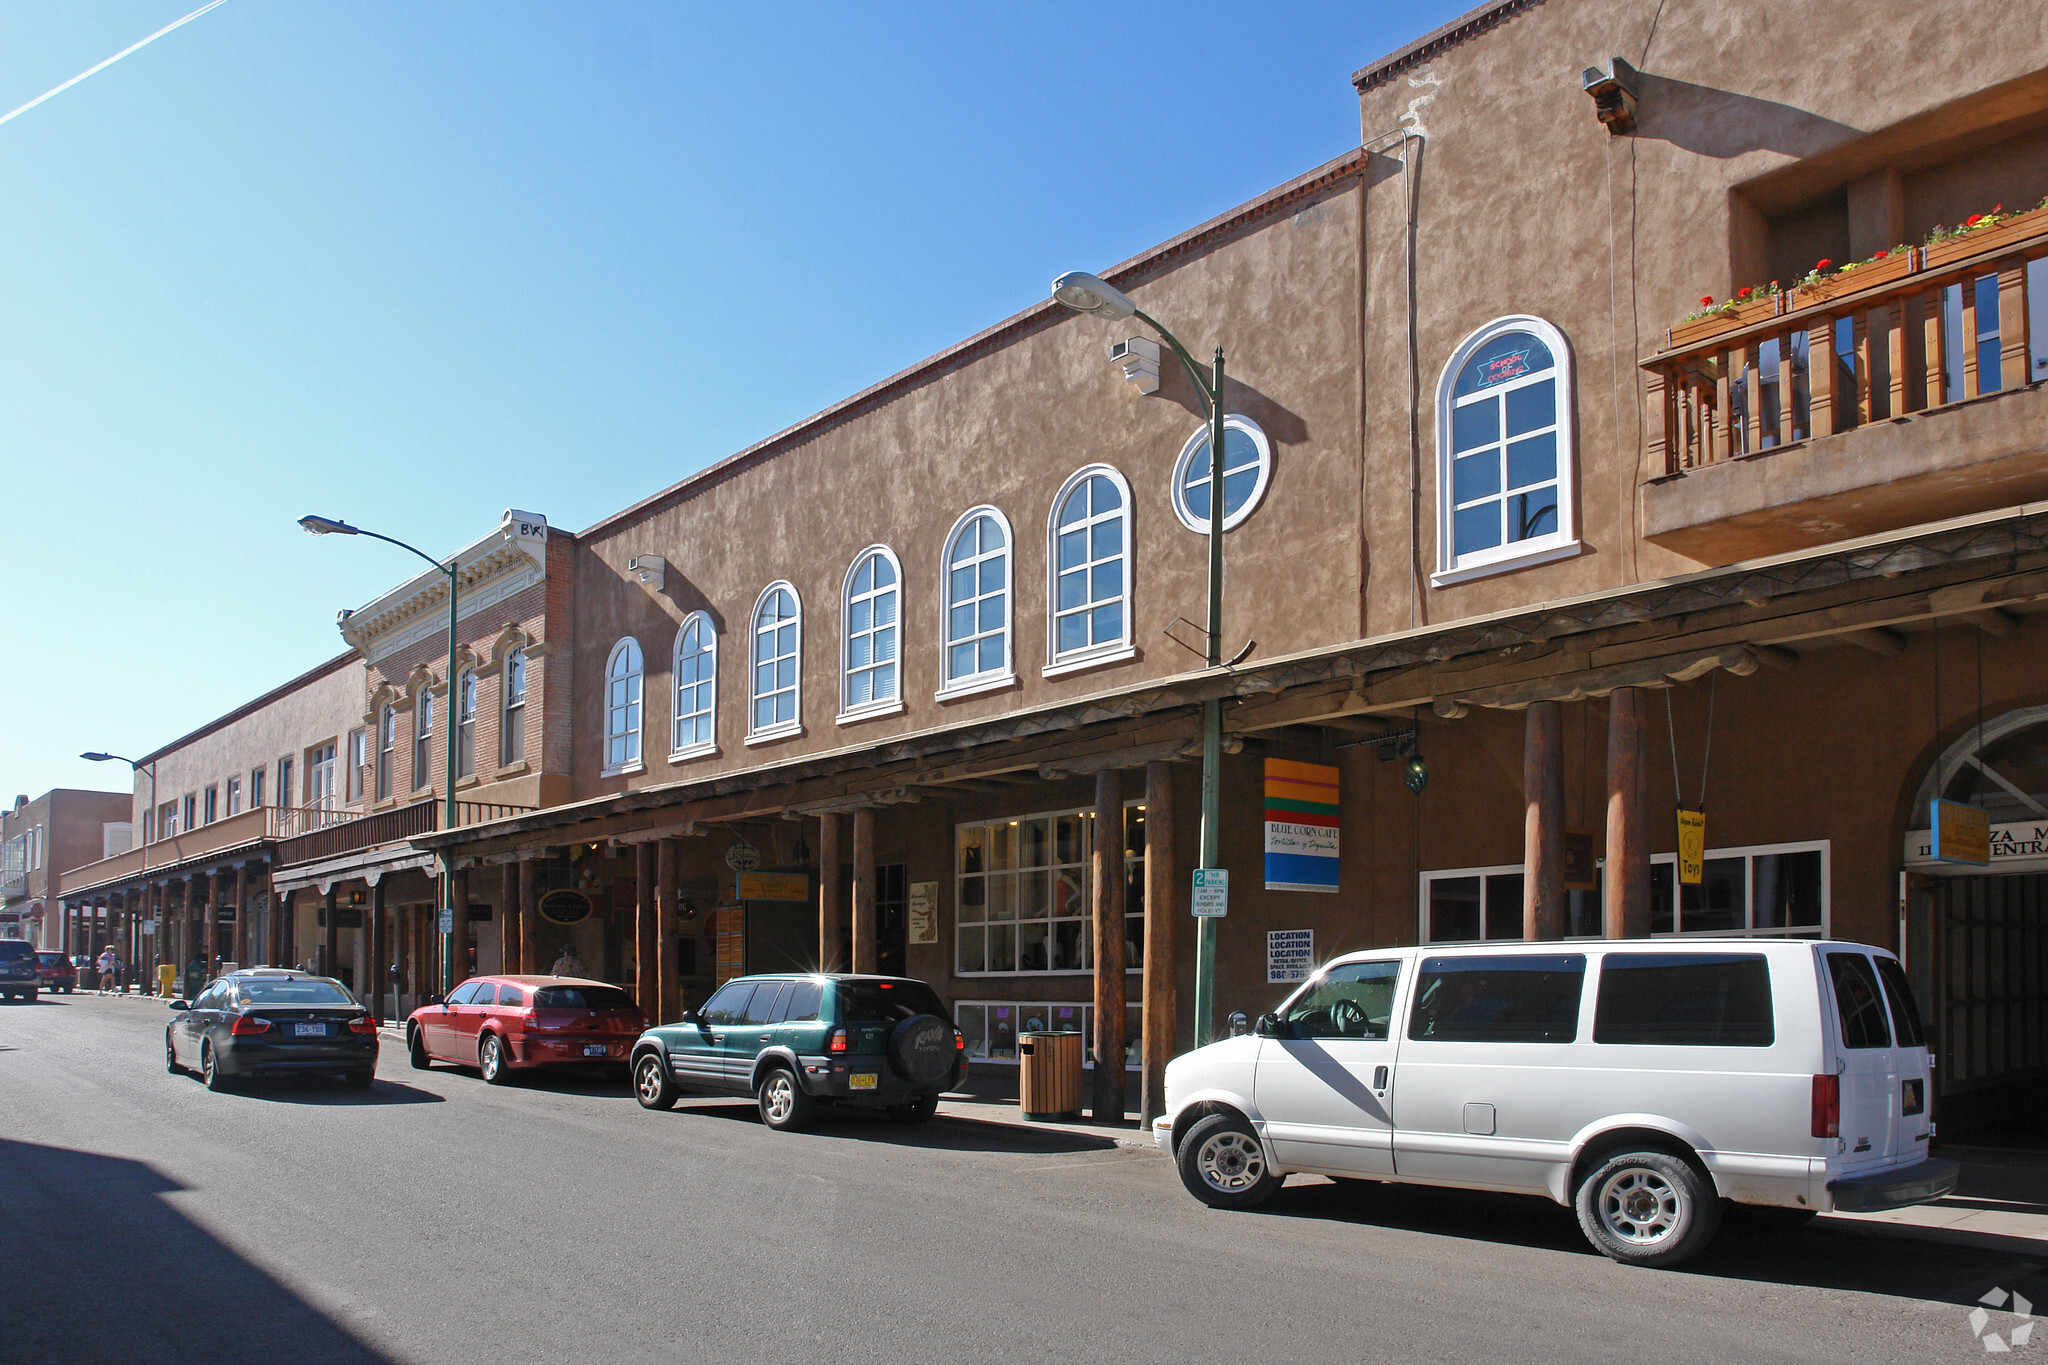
[451,868,470,982]
[851,809,876,975]
[370,879,387,1023]
[500,863,520,979]
[1605,688,1652,938]
[635,842,657,1015]
[517,858,539,975]
[656,838,680,1023]
[202,869,218,972]
[231,862,248,967]
[1523,701,1566,940]
[1092,769,1127,1123]
[818,814,844,972]
[323,883,339,978]
[1140,760,1177,1126]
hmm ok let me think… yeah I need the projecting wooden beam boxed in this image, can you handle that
[1841,628,1906,656]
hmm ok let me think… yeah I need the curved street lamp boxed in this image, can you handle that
[81,750,159,971]
[1051,271,1231,1048]
[300,515,461,993]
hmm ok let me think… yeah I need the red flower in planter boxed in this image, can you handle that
[1735,287,1752,300]
[1966,214,1983,226]
[1816,259,1834,271]
[1873,250,1889,260]
[1992,204,2004,213]
[1699,295,1714,307]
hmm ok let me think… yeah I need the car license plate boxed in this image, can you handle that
[584,1044,607,1057]
[294,1023,325,1037]
[850,1073,878,1089]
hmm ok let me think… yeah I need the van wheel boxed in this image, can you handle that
[1177,1112,1281,1210]
[1576,1149,1721,1267]
[633,1053,678,1111]
[408,1028,432,1070]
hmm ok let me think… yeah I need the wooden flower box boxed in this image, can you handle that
[1667,294,1781,349]
[1787,251,1914,308]
[1921,204,2048,272]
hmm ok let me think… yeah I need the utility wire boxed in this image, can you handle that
[0,1,228,130]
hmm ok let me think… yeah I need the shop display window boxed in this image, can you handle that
[955,1000,1142,1068]
[955,805,1146,976]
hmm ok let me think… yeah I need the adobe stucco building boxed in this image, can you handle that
[60,0,2048,1135]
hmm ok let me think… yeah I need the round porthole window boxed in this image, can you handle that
[1170,415,1271,533]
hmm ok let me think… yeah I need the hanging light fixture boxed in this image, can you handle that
[1403,753,1430,794]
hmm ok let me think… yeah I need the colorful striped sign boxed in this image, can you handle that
[1265,758,1339,892]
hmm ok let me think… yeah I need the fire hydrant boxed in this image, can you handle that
[157,964,177,998]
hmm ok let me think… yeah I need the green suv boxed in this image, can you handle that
[631,973,964,1131]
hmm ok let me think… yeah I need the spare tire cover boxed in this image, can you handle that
[887,1015,953,1086]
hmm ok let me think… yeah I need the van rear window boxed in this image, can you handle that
[1407,955,1584,1043]
[1827,952,1892,1050]
[1593,953,1773,1046]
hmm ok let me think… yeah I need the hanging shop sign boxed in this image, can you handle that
[538,888,593,924]
[1927,799,1992,866]
[1561,831,1599,890]
[734,870,808,902]
[1267,929,1314,984]
[724,842,762,872]
[907,881,939,944]
[1676,810,1707,886]
[1904,810,2042,869]
[1191,868,1229,918]
[1264,758,1340,893]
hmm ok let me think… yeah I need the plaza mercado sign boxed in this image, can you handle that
[1903,814,2048,870]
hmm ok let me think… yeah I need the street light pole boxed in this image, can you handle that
[299,515,461,993]
[1051,272,1232,1048]
[81,750,157,971]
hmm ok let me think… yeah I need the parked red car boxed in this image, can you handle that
[36,952,77,994]
[404,975,646,1084]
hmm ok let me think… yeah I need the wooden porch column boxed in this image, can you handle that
[635,842,657,1015]
[452,868,470,982]
[817,813,844,972]
[500,863,520,980]
[323,884,339,978]
[276,888,292,968]
[370,879,387,1023]
[1092,769,1127,1123]
[656,839,680,1023]
[1140,760,1177,1127]
[851,808,877,975]
[231,862,248,967]
[202,868,218,972]
[1522,701,1566,940]
[1605,688,1652,938]
[518,858,539,976]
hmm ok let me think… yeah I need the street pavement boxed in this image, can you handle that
[4,993,2044,1364]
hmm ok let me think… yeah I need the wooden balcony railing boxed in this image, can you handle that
[58,804,361,895]
[274,797,535,868]
[1644,214,2048,479]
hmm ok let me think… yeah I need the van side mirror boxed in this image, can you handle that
[168,999,190,1012]
[1253,1012,1284,1038]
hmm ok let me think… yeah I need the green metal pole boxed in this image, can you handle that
[1193,346,1227,1048]
[442,562,458,993]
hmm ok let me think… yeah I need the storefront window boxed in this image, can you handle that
[955,999,1141,1068]
[955,805,1145,975]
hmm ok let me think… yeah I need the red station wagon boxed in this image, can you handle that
[405,975,647,1084]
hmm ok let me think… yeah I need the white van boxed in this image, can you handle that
[1155,939,1958,1266]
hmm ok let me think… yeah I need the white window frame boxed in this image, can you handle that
[1418,862,1537,945]
[1432,315,1580,586]
[226,776,241,817]
[377,705,396,800]
[602,638,645,776]
[838,546,905,723]
[1169,414,1272,534]
[455,671,479,780]
[937,506,1015,700]
[1044,464,1136,676]
[500,650,526,769]
[954,999,1142,1071]
[411,692,431,792]
[670,612,717,761]
[346,726,367,801]
[954,802,1146,978]
[250,767,265,810]
[746,581,804,745]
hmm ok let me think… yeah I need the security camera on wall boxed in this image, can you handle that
[1109,337,1160,395]
[627,555,667,592]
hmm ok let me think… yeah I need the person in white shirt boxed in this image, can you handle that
[96,946,120,995]
[551,945,586,978]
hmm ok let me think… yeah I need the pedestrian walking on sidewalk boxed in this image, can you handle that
[96,946,120,995]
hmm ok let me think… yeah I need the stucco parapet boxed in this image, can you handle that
[1350,0,1546,92]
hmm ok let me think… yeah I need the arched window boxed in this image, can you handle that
[672,613,716,756]
[455,670,478,779]
[500,649,526,768]
[604,638,644,772]
[749,583,802,741]
[1170,415,1272,533]
[1047,465,1133,670]
[376,704,396,801]
[1435,316,1578,583]
[412,687,434,791]
[941,507,1013,694]
[841,548,901,717]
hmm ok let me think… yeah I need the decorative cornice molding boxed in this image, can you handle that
[340,510,549,667]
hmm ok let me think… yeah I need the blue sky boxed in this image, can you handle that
[0,1,1466,800]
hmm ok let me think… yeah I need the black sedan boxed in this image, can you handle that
[166,969,379,1091]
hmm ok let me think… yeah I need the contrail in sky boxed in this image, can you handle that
[0,0,230,129]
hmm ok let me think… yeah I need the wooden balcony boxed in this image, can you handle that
[1641,212,2048,561]
[274,798,535,869]
[57,804,361,896]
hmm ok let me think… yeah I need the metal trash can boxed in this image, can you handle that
[1018,1030,1084,1121]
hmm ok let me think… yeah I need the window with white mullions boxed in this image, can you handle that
[1170,415,1271,533]
[1049,466,1131,664]
[672,613,716,755]
[455,671,478,778]
[749,583,801,738]
[842,548,900,714]
[377,704,396,800]
[604,638,643,771]
[1435,317,1577,583]
[500,650,526,767]
[412,692,432,791]
[942,508,1011,690]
